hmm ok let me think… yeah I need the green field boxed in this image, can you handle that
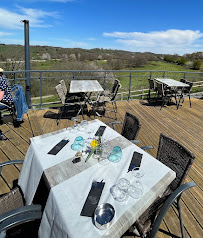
[114,61,201,91]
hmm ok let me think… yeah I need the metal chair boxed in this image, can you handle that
[134,133,195,237]
[178,80,193,108]
[156,82,178,109]
[147,78,157,99]
[55,82,85,125]
[0,101,16,125]
[127,181,196,238]
[107,112,153,150]
[91,79,121,120]
[0,160,42,238]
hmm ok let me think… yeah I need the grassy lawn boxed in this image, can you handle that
[114,61,201,91]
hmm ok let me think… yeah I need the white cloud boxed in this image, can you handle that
[0,32,13,37]
[0,7,59,29]
[103,29,203,54]
[87,38,96,41]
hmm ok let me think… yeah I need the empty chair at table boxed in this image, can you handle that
[156,82,178,109]
[147,78,158,99]
[91,79,121,120]
[179,79,193,108]
[55,80,86,125]
[107,111,153,150]
[133,133,195,238]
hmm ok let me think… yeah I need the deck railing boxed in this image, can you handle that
[3,70,203,108]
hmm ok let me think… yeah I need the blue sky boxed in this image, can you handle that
[0,0,203,55]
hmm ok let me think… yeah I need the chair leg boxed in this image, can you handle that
[188,94,192,108]
[177,199,185,238]
[57,104,66,126]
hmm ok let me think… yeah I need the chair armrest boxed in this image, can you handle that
[141,145,154,151]
[107,121,122,131]
[0,160,24,176]
[150,181,196,238]
[0,205,42,232]
[130,140,140,144]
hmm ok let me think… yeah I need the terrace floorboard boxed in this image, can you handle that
[0,98,202,238]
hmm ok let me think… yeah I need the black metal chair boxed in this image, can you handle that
[0,160,42,238]
[107,112,153,150]
[0,101,16,125]
[178,80,193,108]
[91,79,121,120]
[134,133,195,237]
[156,82,178,109]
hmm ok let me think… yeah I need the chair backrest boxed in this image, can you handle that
[148,78,155,90]
[156,82,164,96]
[156,133,195,191]
[60,80,67,95]
[55,83,66,104]
[180,78,186,83]
[121,112,141,141]
[184,80,193,93]
[111,79,121,101]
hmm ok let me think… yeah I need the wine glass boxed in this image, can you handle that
[132,167,145,178]
[86,127,94,143]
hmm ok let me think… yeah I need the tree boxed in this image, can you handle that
[192,59,202,70]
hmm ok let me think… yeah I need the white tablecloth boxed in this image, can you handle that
[18,119,176,238]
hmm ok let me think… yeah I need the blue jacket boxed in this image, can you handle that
[11,84,28,121]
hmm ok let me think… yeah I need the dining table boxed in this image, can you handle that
[18,119,176,238]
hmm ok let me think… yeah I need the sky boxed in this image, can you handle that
[0,0,203,55]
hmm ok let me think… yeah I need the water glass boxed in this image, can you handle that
[78,120,88,132]
[117,178,130,193]
[110,185,129,202]
[108,146,122,163]
[71,136,84,151]
[128,181,143,199]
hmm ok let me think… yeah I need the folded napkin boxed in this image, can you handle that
[128,151,143,172]
[80,181,105,217]
[48,139,69,155]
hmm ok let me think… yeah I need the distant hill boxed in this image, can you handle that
[0,44,202,71]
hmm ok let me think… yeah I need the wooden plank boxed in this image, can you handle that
[27,110,44,136]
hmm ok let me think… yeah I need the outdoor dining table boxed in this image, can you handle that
[18,119,176,238]
[154,78,189,88]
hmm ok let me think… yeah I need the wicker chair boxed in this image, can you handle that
[133,133,195,237]
[107,112,153,150]
[0,160,42,237]
[125,182,196,238]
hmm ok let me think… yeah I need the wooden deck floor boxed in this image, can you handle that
[0,98,202,238]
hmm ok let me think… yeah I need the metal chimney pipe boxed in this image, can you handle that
[21,19,31,108]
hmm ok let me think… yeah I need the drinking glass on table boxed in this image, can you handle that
[78,120,88,132]
[71,136,85,151]
[70,117,79,133]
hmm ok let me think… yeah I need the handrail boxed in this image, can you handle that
[2,69,203,108]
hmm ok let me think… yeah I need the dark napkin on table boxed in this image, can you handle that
[48,139,69,155]
[128,151,143,172]
[95,126,106,137]
[80,182,105,217]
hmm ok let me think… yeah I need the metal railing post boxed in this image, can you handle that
[21,19,31,109]
[128,72,132,100]
[40,72,42,109]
